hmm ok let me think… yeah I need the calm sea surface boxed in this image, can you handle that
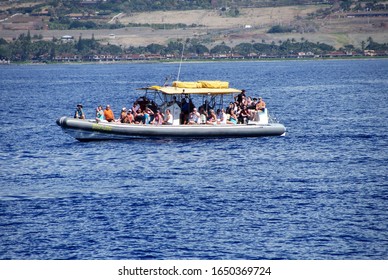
[0,60,387,260]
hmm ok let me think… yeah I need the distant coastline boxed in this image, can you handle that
[3,55,387,66]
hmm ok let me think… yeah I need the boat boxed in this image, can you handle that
[56,80,286,141]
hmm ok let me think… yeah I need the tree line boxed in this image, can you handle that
[4,1,329,16]
[4,1,386,17]
[0,32,387,62]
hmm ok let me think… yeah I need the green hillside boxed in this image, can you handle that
[1,1,387,62]
[2,0,387,16]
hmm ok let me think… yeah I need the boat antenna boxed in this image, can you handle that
[177,42,185,81]
[163,75,170,86]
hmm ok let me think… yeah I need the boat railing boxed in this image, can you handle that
[268,111,282,124]
[247,108,269,125]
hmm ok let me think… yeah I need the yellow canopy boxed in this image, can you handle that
[141,81,242,95]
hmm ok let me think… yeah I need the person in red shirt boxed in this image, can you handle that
[103,105,115,122]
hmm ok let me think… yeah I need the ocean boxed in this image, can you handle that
[0,59,387,259]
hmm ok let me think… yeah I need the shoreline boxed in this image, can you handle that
[2,56,387,66]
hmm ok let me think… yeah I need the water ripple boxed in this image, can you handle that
[1,60,387,259]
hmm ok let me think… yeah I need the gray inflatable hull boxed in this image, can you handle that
[57,117,286,141]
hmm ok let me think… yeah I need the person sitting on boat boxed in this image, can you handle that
[255,97,266,112]
[227,110,238,125]
[237,106,251,124]
[188,108,200,125]
[151,110,163,125]
[199,107,207,124]
[143,107,154,125]
[74,104,85,119]
[119,107,127,123]
[131,101,140,114]
[95,105,105,122]
[123,109,134,124]
[206,109,217,125]
[134,108,144,124]
[103,105,115,122]
[217,108,227,125]
[247,97,257,110]
[227,101,239,116]
[163,109,173,125]
[250,97,258,109]
[226,102,234,115]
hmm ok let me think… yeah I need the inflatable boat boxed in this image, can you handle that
[56,81,286,141]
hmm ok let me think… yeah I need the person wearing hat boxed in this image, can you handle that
[119,107,127,123]
[123,109,134,124]
[104,104,115,122]
[74,104,85,119]
[255,97,266,112]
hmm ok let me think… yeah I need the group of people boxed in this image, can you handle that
[74,103,173,125]
[175,91,266,125]
[74,90,266,126]
[116,106,173,125]
[227,89,266,124]
[184,90,266,125]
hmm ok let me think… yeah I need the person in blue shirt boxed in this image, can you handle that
[74,104,85,119]
[95,105,105,122]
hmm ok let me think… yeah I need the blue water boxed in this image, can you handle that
[0,60,387,260]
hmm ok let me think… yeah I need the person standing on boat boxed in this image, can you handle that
[74,104,85,119]
[235,89,246,105]
[104,105,115,122]
[180,98,190,124]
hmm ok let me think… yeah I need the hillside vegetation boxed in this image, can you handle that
[0,1,387,62]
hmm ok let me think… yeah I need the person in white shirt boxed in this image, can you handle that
[188,107,200,124]
[217,108,227,124]
[163,109,173,125]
